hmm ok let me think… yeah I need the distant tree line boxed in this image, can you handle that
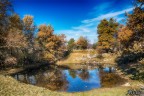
[67,36,89,51]
[67,36,98,51]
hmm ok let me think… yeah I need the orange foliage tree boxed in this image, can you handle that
[76,36,88,49]
[37,24,66,62]
[97,18,119,52]
[117,26,133,50]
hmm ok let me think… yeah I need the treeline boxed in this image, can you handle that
[67,36,98,51]
[67,36,90,51]
[0,0,67,68]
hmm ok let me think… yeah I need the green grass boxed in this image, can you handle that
[0,75,143,96]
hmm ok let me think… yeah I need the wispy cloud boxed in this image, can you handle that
[55,7,134,43]
[82,7,133,23]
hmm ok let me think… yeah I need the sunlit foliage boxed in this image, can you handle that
[23,15,35,46]
[76,36,88,49]
[37,24,66,62]
[67,38,76,50]
[117,26,133,51]
[97,18,119,52]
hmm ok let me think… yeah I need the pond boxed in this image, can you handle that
[11,65,125,92]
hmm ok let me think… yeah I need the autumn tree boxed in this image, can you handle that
[117,26,133,50]
[126,0,144,53]
[0,0,13,67]
[97,18,119,52]
[22,15,40,64]
[92,42,98,49]
[127,0,144,41]
[116,0,144,81]
[8,14,25,46]
[37,24,66,62]
[6,14,28,66]
[55,34,67,59]
[0,0,67,67]
[76,36,88,49]
[67,38,76,50]
[0,1,28,67]
[23,15,35,47]
[9,14,23,30]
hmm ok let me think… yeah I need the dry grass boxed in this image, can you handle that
[57,50,117,66]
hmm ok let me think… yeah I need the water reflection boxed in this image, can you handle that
[68,70,77,78]
[99,67,125,87]
[12,65,125,92]
[36,69,68,91]
[78,69,90,81]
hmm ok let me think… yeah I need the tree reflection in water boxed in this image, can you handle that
[68,70,77,78]
[14,68,69,91]
[78,69,90,81]
[99,67,126,87]
[12,65,126,92]
[36,69,68,91]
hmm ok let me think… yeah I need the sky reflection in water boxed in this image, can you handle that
[12,66,123,92]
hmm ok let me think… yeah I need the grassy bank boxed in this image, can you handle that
[0,75,141,96]
[57,50,117,66]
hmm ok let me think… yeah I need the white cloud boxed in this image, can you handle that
[55,7,134,44]
[82,7,133,24]
[73,27,91,33]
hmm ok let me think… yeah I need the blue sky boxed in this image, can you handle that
[12,0,134,43]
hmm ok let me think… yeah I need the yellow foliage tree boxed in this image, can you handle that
[37,24,66,62]
[118,26,133,45]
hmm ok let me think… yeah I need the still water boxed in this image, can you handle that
[12,65,125,92]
